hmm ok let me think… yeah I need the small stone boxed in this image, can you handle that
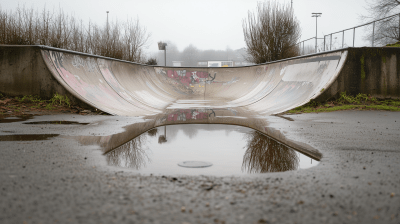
[390,192,395,198]
[181,206,186,212]
[205,202,209,207]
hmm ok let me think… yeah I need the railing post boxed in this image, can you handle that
[398,13,400,41]
[372,21,375,47]
[342,30,344,48]
[330,34,332,50]
[353,28,355,47]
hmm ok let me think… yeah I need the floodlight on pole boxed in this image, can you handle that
[158,42,167,66]
[311,13,322,53]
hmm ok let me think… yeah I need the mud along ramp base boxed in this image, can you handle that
[1,45,399,116]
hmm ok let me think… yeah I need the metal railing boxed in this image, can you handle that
[298,13,400,55]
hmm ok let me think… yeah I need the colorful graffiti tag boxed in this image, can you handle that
[165,109,215,122]
[161,70,216,87]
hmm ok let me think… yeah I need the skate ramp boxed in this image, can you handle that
[40,49,347,116]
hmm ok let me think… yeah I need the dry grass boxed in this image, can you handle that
[0,5,150,63]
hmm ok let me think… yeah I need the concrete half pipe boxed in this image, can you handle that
[39,47,347,116]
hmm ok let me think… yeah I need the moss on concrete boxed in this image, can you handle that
[360,55,365,80]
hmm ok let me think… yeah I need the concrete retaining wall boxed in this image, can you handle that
[316,47,400,101]
[0,45,93,107]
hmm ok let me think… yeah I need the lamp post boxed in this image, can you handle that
[158,126,167,144]
[158,42,167,66]
[106,11,109,31]
[312,13,322,53]
[106,11,109,40]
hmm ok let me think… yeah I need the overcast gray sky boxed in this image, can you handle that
[1,0,369,54]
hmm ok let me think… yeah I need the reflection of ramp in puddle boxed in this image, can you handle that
[105,124,317,176]
[71,107,321,176]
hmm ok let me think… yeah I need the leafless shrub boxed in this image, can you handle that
[0,5,150,63]
[145,57,158,65]
[242,131,299,173]
[361,0,400,45]
[242,1,301,64]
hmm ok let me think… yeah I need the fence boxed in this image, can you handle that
[298,13,400,55]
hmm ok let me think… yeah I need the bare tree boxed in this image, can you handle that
[0,5,150,63]
[242,131,299,173]
[181,44,199,66]
[242,1,301,64]
[362,0,400,45]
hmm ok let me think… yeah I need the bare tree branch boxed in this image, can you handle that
[242,1,301,64]
[362,0,400,45]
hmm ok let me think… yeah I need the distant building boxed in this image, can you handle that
[172,61,184,67]
[197,61,207,67]
[232,61,255,66]
[207,61,234,67]
[196,60,254,67]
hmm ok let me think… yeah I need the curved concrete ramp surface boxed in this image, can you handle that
[40,49,347,116]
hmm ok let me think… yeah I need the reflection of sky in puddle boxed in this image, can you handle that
[106,124,319,176]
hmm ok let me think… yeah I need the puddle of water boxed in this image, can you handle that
[0,115,34,123]
[0,134,59,141]
[24,121,89,125]
[105,124,319,176]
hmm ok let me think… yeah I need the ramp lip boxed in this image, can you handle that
[0,44,354,68]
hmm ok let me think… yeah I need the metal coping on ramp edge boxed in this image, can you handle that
[0,44,348,68]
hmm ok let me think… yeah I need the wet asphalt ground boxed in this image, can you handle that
[0,111,399,224]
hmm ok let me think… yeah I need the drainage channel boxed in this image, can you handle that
[105,124,319,176]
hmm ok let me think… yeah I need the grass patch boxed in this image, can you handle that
[386,41,400,47]
[15,94,71,110]
[286,92,400,114]
[50,93,71,107]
